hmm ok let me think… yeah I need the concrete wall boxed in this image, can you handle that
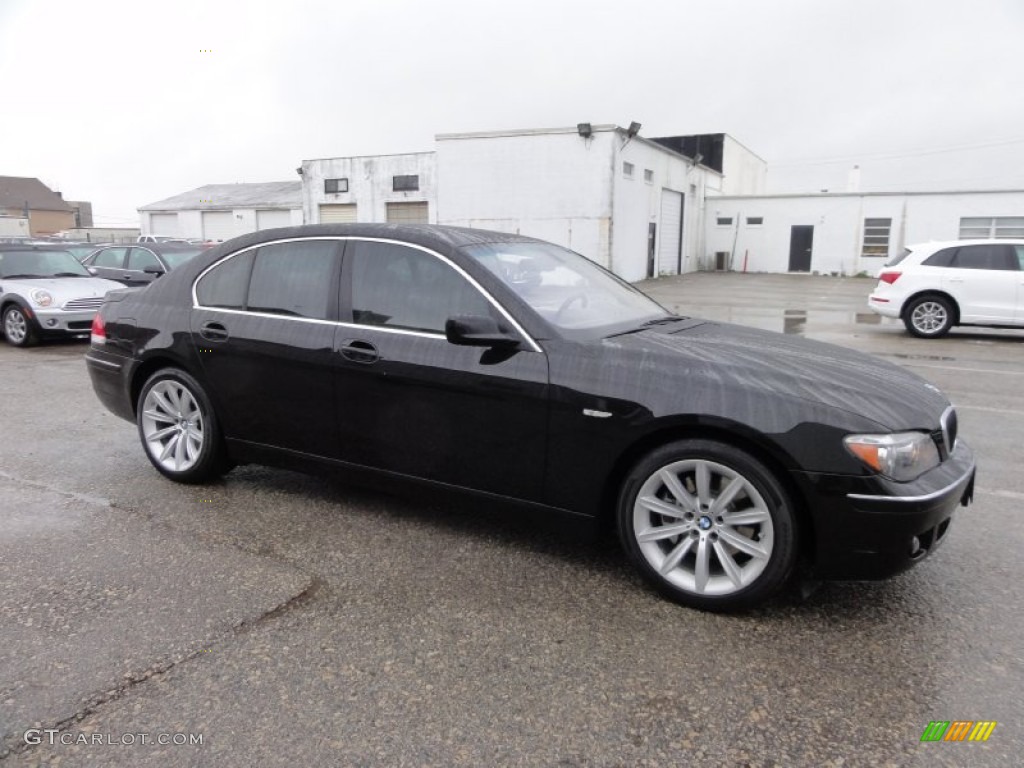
[301,152,436,224]
[27,209,75,237]
[721,137,767,196]
[437,128,615,268]
[704,190,1024,275]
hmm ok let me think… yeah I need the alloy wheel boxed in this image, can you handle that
[632,459,774,597]
[4,308,27,344]
[140,379,206,473]
[910,301,948,335]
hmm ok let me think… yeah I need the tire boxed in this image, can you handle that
[136,368,230,483]
[617,439,798,612]
[903,295,955,338]
[3,305,37,347]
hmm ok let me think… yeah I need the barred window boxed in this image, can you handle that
[862,218,891,257]
[324,178,348,194]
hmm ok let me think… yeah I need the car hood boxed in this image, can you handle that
[1,277,124,303]
[607,320,950,431]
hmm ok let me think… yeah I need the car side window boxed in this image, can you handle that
[127,248,160,271]
[92,247,127,268]
[951,244,1014,270]
[1014,245,1024,270]
[921,247,956,267]
[247,241,338,319]
[349,241,493,333]
[196,250,256,309]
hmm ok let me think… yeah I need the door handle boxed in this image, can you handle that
[339,339,379,364]
[200,322,229,342]
[948,278,964,283]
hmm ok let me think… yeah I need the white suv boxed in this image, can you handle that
[868,239,1024,338]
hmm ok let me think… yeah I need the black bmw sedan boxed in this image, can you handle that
[85,224,975,611]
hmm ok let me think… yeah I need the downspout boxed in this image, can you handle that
[607,130,618,273]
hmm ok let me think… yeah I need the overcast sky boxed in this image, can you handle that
[2,0,1022,226]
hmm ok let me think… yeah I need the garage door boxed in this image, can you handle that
[658,190,684,275]
[386,202,429,224]
[319,204,357,223]
[202,211,235,242]
[149,213,179,236]
[256,209,292,230]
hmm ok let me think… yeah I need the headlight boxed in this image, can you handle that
[844,432,940,482]
[30,289,54,307]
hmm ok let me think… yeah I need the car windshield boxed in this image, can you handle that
[160,248,203,269]
[0,249,91,278]
[463,241,668,337]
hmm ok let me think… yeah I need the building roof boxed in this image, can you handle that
[0,176,72,212]
[139,182,302,212]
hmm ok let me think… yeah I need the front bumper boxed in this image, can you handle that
[31,308,97,335]
[793,439,975,579]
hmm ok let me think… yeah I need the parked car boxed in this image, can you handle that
[137,235,182,243]
[86,224,975,611]
[869,239,1024,337]
[0,244,123,347]
[63,243,106,263]
[83,243,204,287]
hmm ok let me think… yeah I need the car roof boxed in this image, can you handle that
[0,243,76,252]
[909,238,1024,250]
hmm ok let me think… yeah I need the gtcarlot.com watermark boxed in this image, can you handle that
[24,729,203,747]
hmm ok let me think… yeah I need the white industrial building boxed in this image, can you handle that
[300,126,767,282]
[138,182,302,242]
[705,189,1024,276]
[300,152,436,226]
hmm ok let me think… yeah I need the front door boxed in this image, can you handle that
[941,243,1019,323]
[788,226,814,272]
[334,239,549,501]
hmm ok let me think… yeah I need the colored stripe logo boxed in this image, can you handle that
[920,721,997,742]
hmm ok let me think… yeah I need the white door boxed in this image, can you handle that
[149,213,179,236]
[318,204,357,223]
[256,209,292,230]
[941,243,1018,322]
[386,202,429,224]
[202,211,235,242]
[657,190,683,275]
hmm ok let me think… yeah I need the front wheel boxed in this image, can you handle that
[903,295,954,338]
[617,439,798,611]
[3,305,37,347]
[137,368,230,483]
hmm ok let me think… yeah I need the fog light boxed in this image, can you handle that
[46,318,58,327]
[909,536,921,555]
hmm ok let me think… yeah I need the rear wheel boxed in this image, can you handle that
[617,439,797,611]
[904,295,954,338]
[3,305,37,347]
[137,368,230,483]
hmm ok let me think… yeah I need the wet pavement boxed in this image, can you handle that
[1,273,1022,766]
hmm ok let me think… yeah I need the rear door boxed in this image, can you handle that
[191,239,343,457]
[941,244,1018,322]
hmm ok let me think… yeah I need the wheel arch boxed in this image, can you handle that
[599,419,815,560]
[901,290,960,324]
[129,353,203,416]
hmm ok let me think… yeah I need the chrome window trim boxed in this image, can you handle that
[191,236,543,353]
[846,463,974,504]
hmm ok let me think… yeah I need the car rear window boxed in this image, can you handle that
[885,248,912,267]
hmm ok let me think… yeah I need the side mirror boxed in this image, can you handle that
[143,266,166,277]
[445,314,520,348]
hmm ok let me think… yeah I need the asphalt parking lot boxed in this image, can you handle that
[1,272,1022,767]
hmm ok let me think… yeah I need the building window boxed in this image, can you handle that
[644,169,654,184]
[862,217,892,257]
[393,175,420,192]
[324,178,348,194]
[623,162,634,179]
[959,216,1024,239]
[746,216,764,226]
[716,217,733,226]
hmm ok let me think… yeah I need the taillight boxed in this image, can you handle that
[879,271,901,285]
[90,313,106,345]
